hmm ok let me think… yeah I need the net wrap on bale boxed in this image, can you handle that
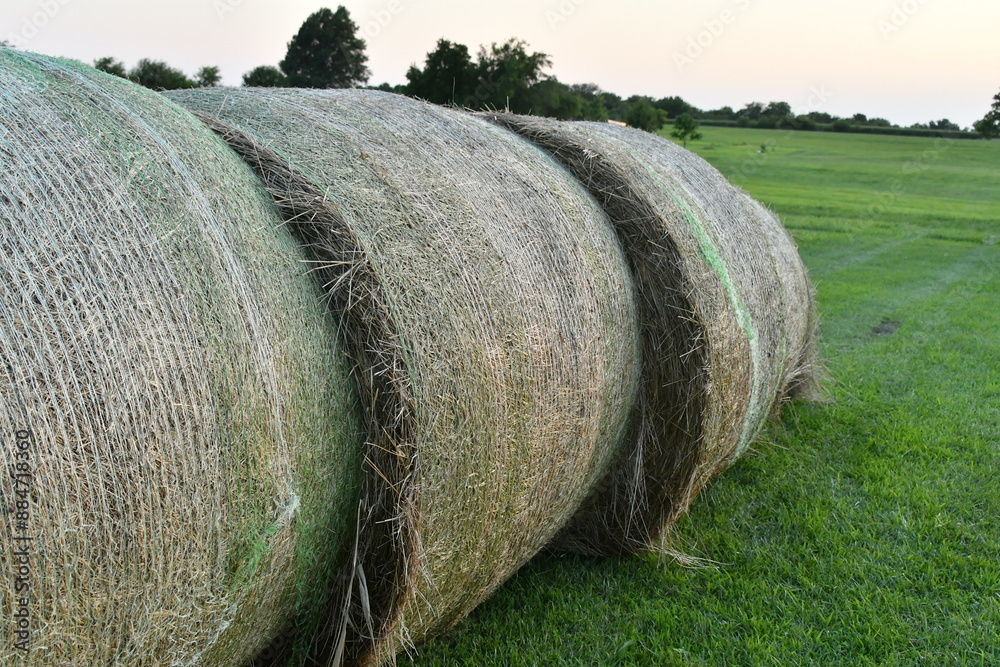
[484,113,819,555]
[166,89,642,665]
[0,51,363,665]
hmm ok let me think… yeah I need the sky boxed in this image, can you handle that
[3,0,999,128]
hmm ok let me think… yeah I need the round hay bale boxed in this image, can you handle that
[165,88,641,665]
[483,113,819,554]
[0,52,363,664]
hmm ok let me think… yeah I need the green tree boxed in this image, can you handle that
[280,6,369,88]
[405,39,479,105]
[527,78,584,119]
[703,106,737,121]
[625,97,668,132]
[928,118,960,131]
[242,65,287,87]
[762,101,792,118]
[128,59,196,90]
[195,66,221,87]
[568,83,610,120]
[973,91,1000,138]
[94,57,127,78]
[671,113,703,147]
[738,101,764,120]
[475,38,551,113]
[654,95,700,119]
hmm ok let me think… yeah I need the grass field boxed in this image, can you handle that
[403,127,1000,665]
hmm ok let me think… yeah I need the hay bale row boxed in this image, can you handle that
[0,51,364,665]
[484,113,819,555]
[1,50,817,666]
[165,88,641,665]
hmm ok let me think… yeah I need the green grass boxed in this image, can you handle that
[403,127,1000,665]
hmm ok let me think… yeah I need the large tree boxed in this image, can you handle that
[405,39,478,105]
[280,6,369,88]
[973,90,1000,139]
[475,38,551,114]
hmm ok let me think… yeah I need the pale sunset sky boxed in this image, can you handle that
[3,0,998,128]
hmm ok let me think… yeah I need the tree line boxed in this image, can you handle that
[21,5,996,140]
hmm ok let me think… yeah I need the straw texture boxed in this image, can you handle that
[485,113,819,555]
[0,51,363,665]
[167,89,641,666]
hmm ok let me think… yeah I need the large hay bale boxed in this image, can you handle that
[0,52,363,664]
[484,113,819,554]
[166,88,640,665]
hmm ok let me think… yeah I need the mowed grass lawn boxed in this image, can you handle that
[404,127,1000,665]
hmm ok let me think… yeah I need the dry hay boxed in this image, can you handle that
[0,51,364,664]
[484,113,819,555]
[165,88,641,665]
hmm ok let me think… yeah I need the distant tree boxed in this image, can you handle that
[94,57,127,78]
[974,90,1000,139]
[1,40,12,48]
[527,78,584,119]
[583,94,610,121]
[973,90,1000,138]
[568,83,610,120]
[703,106,737,121]
[928,118,960,131]
[569,82,602,100]
[405,39,479,105]
[792,115,817,131]
[475,38,551,113]
[242,65,287,87]
[195,66,221,87]
[806,111,835,124]
[832,119,853,132]
[280,6,369,88]
[655,95,699,119]
[852,113,869,124]
[128,59,196,90]
[868,117,893,127]
[762,101,792,118]
[626,97,668,132]
[738,101,764,121]
[671,113,703,147]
